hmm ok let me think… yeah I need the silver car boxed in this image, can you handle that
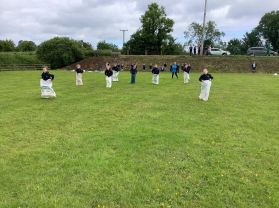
[247,47,278,56]
[210,48,231,56]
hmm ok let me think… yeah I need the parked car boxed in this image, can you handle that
[209,48,231,56]
[247,47,278,56]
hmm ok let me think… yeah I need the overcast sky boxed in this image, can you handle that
[0,0,278,47]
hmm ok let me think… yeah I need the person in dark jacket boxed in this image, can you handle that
[75,64,85,86]
[194,46,197,55]
[163,63,167,71]
[130,64,138,84]
[189,45,193,56]
[177,64,180,73]
[152,64,160,85]
[183,63,191,84]
[41,66,54,81]
[40,66,56,98]
[143,64,146,71]
[105,63,113,88]
[149,64,153,70]
[171,62,178,79]
[112,64,120,82]
[198,68,213,101]
[251,61,257,72]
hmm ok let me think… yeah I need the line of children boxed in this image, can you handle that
[40,66,56,98]
[75,64,85,86]
[151,64,160,85]
[40,64,214,102]
[105,63,113,88]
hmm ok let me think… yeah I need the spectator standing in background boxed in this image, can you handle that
[251,61,257,73]
[189,45,193,56]
[194,46,197,55]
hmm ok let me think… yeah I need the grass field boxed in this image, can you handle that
[0,71,278,208]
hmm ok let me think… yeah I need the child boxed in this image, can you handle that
[183,63,191,84]
[152,64,160,85]
[130,64,138,84]
[171,62,178,79]
[199,68,213,101]
[105,63,113,88]
[75,64,85,86]
[40,66,56,98]
[251,61,257,72]
[112,64,120,82]
[142,64,146,71]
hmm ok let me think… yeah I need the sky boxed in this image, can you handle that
[0,0,278,48]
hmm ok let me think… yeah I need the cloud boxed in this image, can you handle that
[0,0,278,47]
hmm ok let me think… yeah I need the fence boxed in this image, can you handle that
[0,64,51,71]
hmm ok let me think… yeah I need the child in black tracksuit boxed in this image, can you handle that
[130,64,138,84]
[183,63,191,84]
[41,67,54,81]
[40,66,56,98]
[75,64,85,86]
[199,68,213,101]
[112,64,120,82]
[105,63,113,88]
[152,64,160,85]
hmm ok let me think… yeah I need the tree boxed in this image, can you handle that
[78,40,94,56]
[123,3,174,55]
[17,40,37,52]
[122,30,145,55]
[184,21,225,47]
[97,41,119,51]
[257,10,279,50]
[162,36,185,55]
[226,39,244,55]
[242,29,262,51]
[0,40,16,52]
[140,3,174,54]
[37,37,85,68]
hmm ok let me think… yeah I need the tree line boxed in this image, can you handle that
[0,3,278,68]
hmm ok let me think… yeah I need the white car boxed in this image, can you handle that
[210,48,231,56]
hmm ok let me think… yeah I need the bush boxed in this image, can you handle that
[17,40,37,52]
[0,40,16,52]
[37,37,85,68]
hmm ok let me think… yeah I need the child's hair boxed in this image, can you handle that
[154,64,158,67]
[76,64,81,68]
[43,66,49,71]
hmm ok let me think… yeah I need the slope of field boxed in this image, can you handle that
[0,52,44,64]
[0,71,278,208]
[66,55,279,73]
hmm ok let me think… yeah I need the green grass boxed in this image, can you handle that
[0,52,43,64]
[0,71,278,208]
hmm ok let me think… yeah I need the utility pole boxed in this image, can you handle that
[120,29,128,48]
[200,0,207,56]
